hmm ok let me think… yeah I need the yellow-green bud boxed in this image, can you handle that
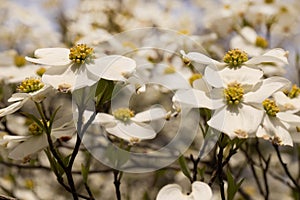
[14,55,26,67]
[36,67,46,77]
[255,36,268,48]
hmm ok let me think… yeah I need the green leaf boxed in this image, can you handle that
[44,149,61,178]
[178,155,192,181]
[197,165,206,180]
[49,106,61,130]
[227,170,244,200]
[81,163,89,183]
[95,79,115,106]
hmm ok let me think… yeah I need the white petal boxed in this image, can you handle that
[273,92,300,113]
[151,73,191,90]
[262,48,289,64]
[245,48,289,65]
[74,65,99,90]
[116,122,157,140]
[156,184,184,200]
[104,121,157,140]
[96,113,117,127]
[184,52,222,66]
[8,134,48,160]
[244,77,290,104]
[0,101,25,117]
[191,181,213,200]
[204,67,223,88]
[42,65,76,92]
[208,104,264,139]
[206,66,263,88]
[240,26,257,43]
[86,55,136,81]
[0,135,30,145]
[269,116,293,146]
[106,127,133,141]
[277,112,300,126]
[192,78,211,93]
[173,89,224,109]
[25,48,71,66]
[273,91,290,104]
[30,85,53,102]
[132,107,166,122]
[8,93,28,102]
[52,120,76,138]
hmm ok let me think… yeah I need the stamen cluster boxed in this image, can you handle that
[263,99,279,117]
[113,108,135,122]
[69,44,94,64]
[17,78,44,93]
[286,85,300,98]
[224,82,244,105]
[28,122,43,136]
[223,49,248,68]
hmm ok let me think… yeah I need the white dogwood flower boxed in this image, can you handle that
[85,107,167,144]
[256,99,300,146]
[173,66,290,139]
[0,77,52,117]
[156,181,213,200]
[0,114,75,160]
[25,44,136,92]
[273,85,300,113]
[180,48,288,71]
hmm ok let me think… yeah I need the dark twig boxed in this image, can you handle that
[190,154,200,182]
[113,170,122,200]
[273,144,300,192]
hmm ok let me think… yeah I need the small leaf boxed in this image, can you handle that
[95,79,115,106]
[227,170,244,200]
[49,106,61,130]
[197,166,206,180]
[178,155,192,181]
[81,163,89,183]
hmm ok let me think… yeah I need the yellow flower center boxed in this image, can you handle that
[285,85,300,98]
[189,73,202,85]
[223,49,248,68]
[263,99,279,117]
[36,67,46,77]
[14,55,26,67]
[113,108,135,122]
[17,78,44,93]
[224,82,244,105]
[264,0,275,4]
[28,122,43,136]
[69,44,94,64]
[164,66,176,74]
[255,36,268,48]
